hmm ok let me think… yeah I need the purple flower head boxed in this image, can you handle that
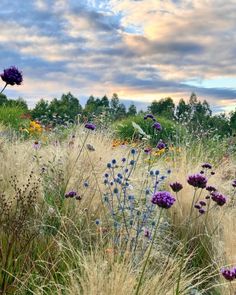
[144,114,155,120]
[187,173,207,189]
[33,141,41,150]
[232,179,236,188]
[170,182,183,193]
[157,140,166,150]
[65,190,77,198]
[221,267,236,281]
[85,122,96,130]
[151,191,176,209]
[206,185,217,192]
[202,163,212,169]
[152,121,162,131]
[194,204,201,209]
[1,66,23,86]
[144,147,152,154]
[199,200,206,206]
[144,228,151,238]
[199,208,206,214]
[211,192,227,206]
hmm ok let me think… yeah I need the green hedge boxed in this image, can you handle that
[0,106,28,130]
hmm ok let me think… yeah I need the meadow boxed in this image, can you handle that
[0,67,236,295]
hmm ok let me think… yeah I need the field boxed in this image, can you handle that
[0,115,235,295]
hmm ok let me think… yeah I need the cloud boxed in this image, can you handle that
[0,0,235,111]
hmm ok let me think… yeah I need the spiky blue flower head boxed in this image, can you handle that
[104,179,108,184]
[131,148,136,155]
[117,173,123,179]
[85,122,96,130]
[187,173,207,188]
[104,173,109,178]
[1,66,23,85]
[84,181,89,188]
[155,170,160,176]
[112,159,117,164]
[107,163,112,168]
[95,219,100,225]
[130,160,135,166]
[151,191,176,209]
[145,189,150,195]
[113,188,119,194]
[122,157,126,162]
[150,170,154,176]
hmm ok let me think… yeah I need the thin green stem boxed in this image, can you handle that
[0,83,7,94]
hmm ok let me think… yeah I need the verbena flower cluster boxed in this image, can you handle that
[102,148,173,252]
[221,267,236,281]
[1,66,23,86]
[143,113,162,131]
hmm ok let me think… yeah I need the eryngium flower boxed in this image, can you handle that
[187,174,207,188]
[152,122,162,131]
[206,185,217,192]
[221,267,236,281]
[202,163,212,169]
[170,182,183,192]
[144,114,155,120]
[85,123,96,130]
[232,179,236,188]
[1,66,23,85]
[211,192,227,206]
[157,140,165,150]
[151,191,175,209]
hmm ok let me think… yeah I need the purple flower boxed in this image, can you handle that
[202,163,212,169]
[1,66,23,85]
[232,179,236,188]
[157,140,166,150]
[221,267,236,281]
[144,147,152,154]
[65,190,77,198]
[144,114,155,120]
[151,191,176,209]
[199,208,206,214]
[206,185,217,192]
[211,192,227,206]
[194,204,201,209]
[187,174,207,189]
[144,228,151,238]
[33,141,41,150]
[152,122,162,131]
[85,123,96,130]
[170,182,183,193]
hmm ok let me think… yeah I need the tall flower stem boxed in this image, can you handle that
[0,83,7,94]
[135,209,163,295]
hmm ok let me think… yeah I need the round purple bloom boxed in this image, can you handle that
[211,192,227,206]
[206,185,217,192]
[199,208,206,214]
[194,204,201,209]
[144,147,152,154]
[232,179,236,188]
[170,182,183,193]
[221,267,236,281]
[157,140,166,150]
[144,114,155,120]
[199,200,206,206]
[187,174,208,189]
[152,122,162,131]
[85,123,96,130]
[202,163,212,169]
[151,191,176,209]
[1,66,23,85]
[65,190,77,198]
[144,228,151,238]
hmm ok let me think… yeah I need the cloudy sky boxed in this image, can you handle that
[0,0,236,111]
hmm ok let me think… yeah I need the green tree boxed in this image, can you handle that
[230,109,236,131]
[0,93,8,106]
[148,97,175,118]
[31,99,49,119]
[127,103,137,116]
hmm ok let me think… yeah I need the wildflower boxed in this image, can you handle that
[95,219,100,225]
[152,122,162,131]
[187,174,207,188]
[113,188,119,194]
[1,66,23,85]
[144,147,152,154]
[144,228,151,238]
[107,163,112,168]
[83,181,89,188]
[211,192,227,206]
[151,191,176,209]
[206,185,217,192]
[194,204,201,209]
[211,171,215,175]
[202,163,212,169]
[112,159,117,164]
[131,148,136,155]
[157,140,166,150]
[144,114,154,120]
[232,179,236,188]
[199,208,206,214]
[121,157,126,162]
[170,182,183,193]
[33,141,41,150]
[221,267,236,281]
[65,190,77,198]
[130,160,135,166]
[85,122,96,130]
[86,143,95,151]
[75,195,82,200]
[199,200,206,206]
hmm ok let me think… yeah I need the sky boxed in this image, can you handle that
[0,0,236,112]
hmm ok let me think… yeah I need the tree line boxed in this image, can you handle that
[0,91,236,135]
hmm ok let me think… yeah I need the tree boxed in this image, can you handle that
[148,97,175,118]
[31,99,49,120]
[127,103,137,116]
[176,99,191,121]
[230,109,236,131]
[0,93,8,106]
